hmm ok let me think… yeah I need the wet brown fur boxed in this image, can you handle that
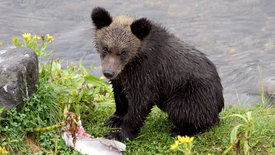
[91,7,224,142]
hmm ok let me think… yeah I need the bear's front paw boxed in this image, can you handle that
[104,131,126,142]
[107,115,123,128]
[170,127,182,137]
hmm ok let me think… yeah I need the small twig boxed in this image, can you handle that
[33,122,66,132]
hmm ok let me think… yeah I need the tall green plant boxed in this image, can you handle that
[223,111,254,155]
[0,33,115,154]
[12,33,114,116]
[258,65,266,105]
[13,33,53,57]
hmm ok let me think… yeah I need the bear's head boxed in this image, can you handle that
[91,7,152,79]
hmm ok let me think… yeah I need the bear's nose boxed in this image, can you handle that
[103,70,115,79]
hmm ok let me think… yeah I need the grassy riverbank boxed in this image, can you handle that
[0,35,274,154]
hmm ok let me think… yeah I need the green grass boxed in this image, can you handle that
[82,104,275,155]
[1,94,274,154]
[0,34,274,154]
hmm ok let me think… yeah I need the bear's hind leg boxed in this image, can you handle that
[166,87,220,137]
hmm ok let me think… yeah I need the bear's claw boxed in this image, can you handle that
[104,131,124,141]
[107,115,123,128]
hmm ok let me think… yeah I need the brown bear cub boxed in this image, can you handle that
[91,7,224,142]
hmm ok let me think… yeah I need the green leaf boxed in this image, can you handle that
[63,104,69,118]
[1,142,8,146]
[79,59,88,75]
[51,60,62,74]
[246,111,252,121]
[12,37,22,46]
[77,89,84,103]
[244,140,250,155]
[27,37,35,48]
[41,41,48,52]
[84,74,108,88]
[229,114,248,123]
[230,124,243,144]
[73,104,81,116]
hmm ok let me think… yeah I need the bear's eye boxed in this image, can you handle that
[120,51,127,56]
[102,46,109,55]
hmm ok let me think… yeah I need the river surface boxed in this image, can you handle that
[0,0,275,106]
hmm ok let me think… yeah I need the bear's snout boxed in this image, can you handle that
[103,70,115,79]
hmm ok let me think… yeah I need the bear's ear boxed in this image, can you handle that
[130,18,152,40]
[91,7,112,29]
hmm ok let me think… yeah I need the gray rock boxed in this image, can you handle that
[0,46,39,114]
[262,77,275,97]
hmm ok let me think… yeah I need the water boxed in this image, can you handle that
[0,0,275,106]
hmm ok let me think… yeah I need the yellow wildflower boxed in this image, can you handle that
[185,147,189,151]
[178,135,186,143]
[170,140,179,150]
[46,34,54,42]
[22,33,31,42]
[185,136,194,143]
[71,92,76,96]
[34,35,41,41]
[170,144,178,150]
[0,146,8,154]
[177,135,194,143]
[41,35,45,41]
[63,77,68,81]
